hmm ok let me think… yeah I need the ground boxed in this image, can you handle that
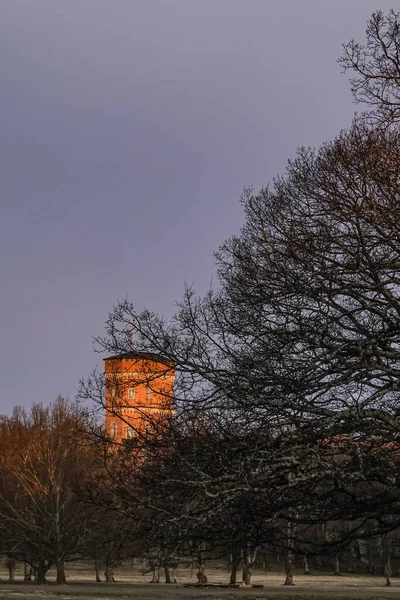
[0,562,399,600]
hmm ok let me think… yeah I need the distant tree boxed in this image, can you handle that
[79,487,141,583]
[0,398,93,584]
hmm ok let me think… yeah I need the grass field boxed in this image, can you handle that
[0,562,399,600]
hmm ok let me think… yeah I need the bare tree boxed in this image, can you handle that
[339,10,400,127]
[82,118,400,579]
[0,398,93,584]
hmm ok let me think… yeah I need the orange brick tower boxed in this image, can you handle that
[104,351,175,443]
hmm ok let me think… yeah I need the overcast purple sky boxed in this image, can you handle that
[0,0,395,413]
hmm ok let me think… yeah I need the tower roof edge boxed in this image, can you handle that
[103,351,174,367]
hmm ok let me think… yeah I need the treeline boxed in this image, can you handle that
[0,397,151,585]
[3,8,400,587]
[0,398,105,584]
[1,398,400,586]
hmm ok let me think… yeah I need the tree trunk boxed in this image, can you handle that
[104,565,115,582]
[36,560,48,585]
[348,543,356,573]
[242,545,257,585]
[242,559,252,584]
[367,545,375,575]
[171,566,177,583]
[24,562,32,582]
[262,550,268,573]
[354,541,361,561]
[284,520,295,586]
[243,565,252,584]
[284,551,295,586]
[384,543,392,587]
[56,560,66,585]
[196,558,207,584]
[229,548,239,585]
[385,556,391,587]
[151,567,159,583]
[164,562,171,584]
[95,556,101,582]
[242,558,253,585]
[303,555,309,575]
[333,554,341,576]
[6,558,16,582]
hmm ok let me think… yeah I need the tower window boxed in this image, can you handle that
[110,422,117,439]
[126,425,135,439]
[128,388,135,399]
[146,386,152,401]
